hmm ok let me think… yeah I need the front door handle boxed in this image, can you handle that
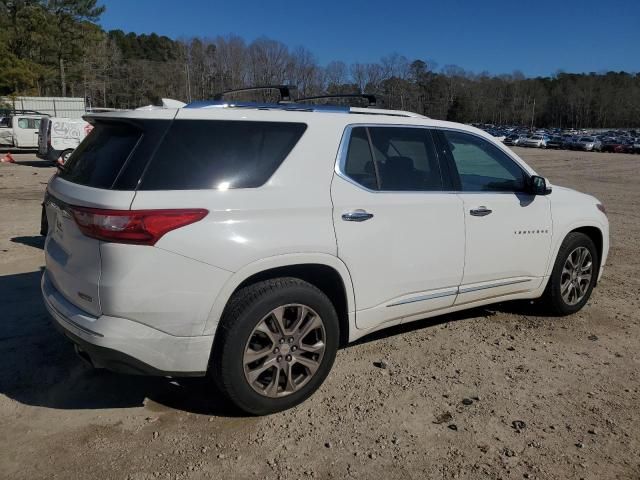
[470,206,492,217]
[342,209,374,222]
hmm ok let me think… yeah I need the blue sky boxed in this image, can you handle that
[99,0,640,77]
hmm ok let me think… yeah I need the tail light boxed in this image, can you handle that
[596,203,606,216]
[69,207,208,245]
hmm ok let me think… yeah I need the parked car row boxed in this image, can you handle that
[474,124,640,154]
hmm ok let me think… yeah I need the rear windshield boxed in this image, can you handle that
[139,120,307,190]
[58,123,141,188]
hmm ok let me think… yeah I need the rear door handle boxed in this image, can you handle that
[470,206,492,217]
[342,209,374,222]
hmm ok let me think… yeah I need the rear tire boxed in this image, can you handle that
[539,232,598,315]
[60,149,73,165]
[210,277,339,415]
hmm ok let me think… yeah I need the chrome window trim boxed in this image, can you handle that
[334,123,534,195]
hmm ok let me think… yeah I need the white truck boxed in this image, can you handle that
[1,96,87,155]
[0,113,46,149]
[37,116,92,164]
[33,97,181,163]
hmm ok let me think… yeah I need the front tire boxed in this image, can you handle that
[210,277,339,415]
[540,232,598,315]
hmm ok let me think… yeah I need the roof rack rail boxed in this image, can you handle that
[184,100,349,113]
[296,94,377,107]
[213,85,297,102]
[349,107,428,118]
[0,109,48,116]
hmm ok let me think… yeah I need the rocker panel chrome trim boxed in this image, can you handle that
[385,278,534,308]
[457,278,532,294]
[386,289,458,307]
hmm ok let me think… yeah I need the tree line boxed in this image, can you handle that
[1,0,639,128]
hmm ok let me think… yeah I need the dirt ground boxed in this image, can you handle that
[0,148,639,480]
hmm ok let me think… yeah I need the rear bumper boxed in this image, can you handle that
[41,271,212,376]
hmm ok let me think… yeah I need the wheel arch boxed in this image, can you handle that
[569,226,603,283]
[547,222,606,285]
[203,254,355,346]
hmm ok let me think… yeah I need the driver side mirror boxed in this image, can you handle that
[530,175,552,195]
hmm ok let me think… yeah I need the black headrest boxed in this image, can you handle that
[387,156,414,171]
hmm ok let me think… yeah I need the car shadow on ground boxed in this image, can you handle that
[0,268,544,417]
[11,235,45,249]
[13,160,55,168]
[0,269,242,417]
[346,298,544,347]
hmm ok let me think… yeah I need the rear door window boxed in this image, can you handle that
[342,126,445,192]
[58,123,141,189]
[139,120,307,190]
[368,127,444,191]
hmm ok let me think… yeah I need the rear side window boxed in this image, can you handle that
[58,123,141,189]
[139,120,307,190]
[342,126,444,191]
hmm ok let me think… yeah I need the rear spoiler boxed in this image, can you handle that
[135,98,186,111]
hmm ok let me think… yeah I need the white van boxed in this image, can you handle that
[37,116,92,164]
[0,114,45,149]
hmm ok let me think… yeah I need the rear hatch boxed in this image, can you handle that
[44,112,174,315]
[45,181,134,316]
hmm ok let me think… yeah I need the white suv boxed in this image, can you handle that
[41,97,609,414]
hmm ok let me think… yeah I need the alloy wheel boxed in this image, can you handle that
[243,304,326,398]
[560,246,593,306]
